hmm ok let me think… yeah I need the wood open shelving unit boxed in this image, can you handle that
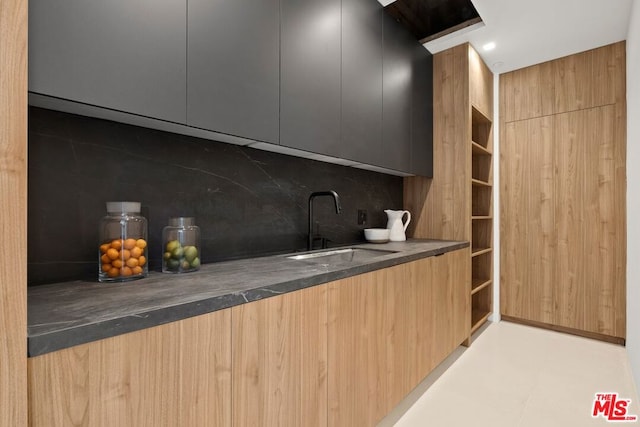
[470,106,493,334]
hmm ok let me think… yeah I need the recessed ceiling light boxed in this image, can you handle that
[483,42,496,51]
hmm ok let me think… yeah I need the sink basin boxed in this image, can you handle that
[286,248,397,265]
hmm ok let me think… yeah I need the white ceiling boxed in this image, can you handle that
[413,0,634,74]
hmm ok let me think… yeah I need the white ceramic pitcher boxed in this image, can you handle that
[384,210,411,242]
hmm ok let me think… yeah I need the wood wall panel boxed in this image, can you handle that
[468,46,494,120]
[527,117,555,325]
[582,106,617,336]
[28,310,232,427]
[0,0,28,425]
[500,117,554,323]
[502,42,625,123]
[231,285,327,427]
[500,121,528,320]
[404,44,469,241]
[553,110,586,331]
[500,60,554,123]
[553,50,594,114]
[500,42,626,340]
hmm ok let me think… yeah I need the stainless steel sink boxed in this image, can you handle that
[286,248,397,264]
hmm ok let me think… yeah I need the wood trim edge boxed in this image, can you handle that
[501,316,625,346]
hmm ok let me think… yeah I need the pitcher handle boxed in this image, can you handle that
[402,211,411,231]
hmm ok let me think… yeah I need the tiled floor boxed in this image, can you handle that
[388,321,639,427]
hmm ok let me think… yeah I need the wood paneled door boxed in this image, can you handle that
[500,42,626,342]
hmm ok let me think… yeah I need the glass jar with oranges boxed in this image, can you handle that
[98,201,148,282]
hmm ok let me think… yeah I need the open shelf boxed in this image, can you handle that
[472,158,492,184]
[472,141,491,155]
[471,247,492,257]
[471,309,491,334]
[471,178,492,187]
[472,217,492,250]
[470,105,493,340]
[472,186,492,217]
[472,251,492,279]
[471,106,492,150]
[472,215,492,220]
[471,278,491,295]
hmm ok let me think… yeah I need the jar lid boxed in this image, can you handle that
[168,217,195,227]
[106,201,141,214]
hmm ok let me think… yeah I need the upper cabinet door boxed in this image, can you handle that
[188,0,280,144]
[341,0,383,166]
[411,46,433,177]
[382,14,413,172]
[29,0,187,124]
[280,0,341,155]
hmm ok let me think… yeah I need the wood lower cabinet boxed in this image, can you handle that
[28,310,232,427]
[328,248,469,426]
[232,285,327,427]
[28,249,468,427]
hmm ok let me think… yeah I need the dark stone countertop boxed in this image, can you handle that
[28,239,468,357]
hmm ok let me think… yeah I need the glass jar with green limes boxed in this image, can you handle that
[162,217,201,273]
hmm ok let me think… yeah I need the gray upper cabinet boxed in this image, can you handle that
[411,47,433,177]
[280,0,341,155]
[29,0,187,124]
[382,14,413,172]
[29,0,432,176]
[341,0,384,166]
[187,0,280,144]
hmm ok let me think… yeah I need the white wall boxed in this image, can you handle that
[627,0,640,392]
[492,73,501,322]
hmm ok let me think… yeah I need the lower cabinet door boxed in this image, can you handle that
[327,248,469,426]
[28,310,232,427]
[231,285,328,427]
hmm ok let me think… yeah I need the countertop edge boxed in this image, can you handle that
[28,240,469,357]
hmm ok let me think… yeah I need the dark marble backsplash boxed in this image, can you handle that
[28,107,403,285]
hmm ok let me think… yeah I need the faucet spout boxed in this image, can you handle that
[308,191,342,250]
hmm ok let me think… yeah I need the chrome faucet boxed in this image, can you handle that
[308,191,342,251]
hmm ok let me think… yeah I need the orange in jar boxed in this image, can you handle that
[138,255,147,267]
[135,239,147,249]
[121,249,131,261]
[111,239,123,250]
[112,259,123,269]
[107,268,120,278]
[132,266,143,275]
[101,253,111,264]
[130,246,143,258]
[106,248,119,260]
[123,238,137,250]
[101,263,112,273]
[120,266,133,277]
[100,243,111,254]
[126,257,139,268]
